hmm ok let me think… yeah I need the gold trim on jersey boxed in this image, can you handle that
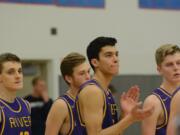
[153,93,168,129]
[64,93,75,102]
[76,79,108,128]
[92,79,108,120]
[76,101,85,127]
[0,98,22,113]
[102,90,107,120]
[21,98,31,114]
[159,88,172,98]
[0,108,5,135]
[60,97,74,135]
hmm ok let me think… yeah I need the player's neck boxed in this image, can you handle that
[161,81,180,94]
[67,86,78,99]
[0,87,16,103]
[93,73,112,91]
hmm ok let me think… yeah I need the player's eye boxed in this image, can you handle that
[177,60,180,65]
[105,53,112,57]
[165,63,173,67]
[18,68,22,74]
[7,69,15,75]
[79,72,85,75]
[115,52,119,57]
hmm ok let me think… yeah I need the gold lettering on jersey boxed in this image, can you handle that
[111,104,117,115]
[9,116,31,128]
[9,118,17,128]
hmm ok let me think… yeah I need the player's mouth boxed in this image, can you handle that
[111,64,119,68]
[15,81,22,84]
[174,73,180,78]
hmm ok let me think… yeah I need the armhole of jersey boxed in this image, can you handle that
[76,83,98,127]
[60,97,74,135]
[21,98,31,114]
[102,91,107,120]
[76,99,85,127]
[77,82,106,128]
[152,93,168,129]
[0,108,5,135]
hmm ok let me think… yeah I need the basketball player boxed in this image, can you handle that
[0,53,31,135]
[142,44,180,135]
[75,37,154,135]
[45,52,91,135]
[167,86,180,135]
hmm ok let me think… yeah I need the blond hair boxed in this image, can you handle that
[155,44,180,65]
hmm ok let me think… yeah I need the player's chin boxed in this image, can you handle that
[172,78,180,84]
[111,70,119,75]
[13,85,23,90]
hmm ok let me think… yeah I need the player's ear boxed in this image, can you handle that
[0,75,2,83]
[91,59,98,68]
[157,65,162,75]
[64,75,72,84]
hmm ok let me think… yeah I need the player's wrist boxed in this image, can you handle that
[125,113,137,124]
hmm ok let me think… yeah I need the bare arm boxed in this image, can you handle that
[79,85,153,135]
[45,99,68,135]
[141,95,162,135]
[167,92,180,135]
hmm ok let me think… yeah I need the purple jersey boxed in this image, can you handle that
[152,88,172,135]
[0,97,31,135]
[172,86,180,97]
[75,79,118,135]
[59,94,82,135]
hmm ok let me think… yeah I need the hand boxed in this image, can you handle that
[120,85,140,116]
[40,89,50,102]
[128,102,154,122]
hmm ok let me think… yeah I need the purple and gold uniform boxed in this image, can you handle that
[59,94,81,135]
[172,86,180,97]
[75,79,118,135]
[0,97,31,135]
[152,88,172,135]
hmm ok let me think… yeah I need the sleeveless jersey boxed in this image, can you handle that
[74,79,118,134]
[59,94,81,135]
[152,88,172,135]
[172,86,180,97]
[0,97,31,135]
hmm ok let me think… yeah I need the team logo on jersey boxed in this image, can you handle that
[110,104,118,115]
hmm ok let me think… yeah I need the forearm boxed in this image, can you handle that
[45,120,61,135]
[142,128,156,135]
[99,115,134,135]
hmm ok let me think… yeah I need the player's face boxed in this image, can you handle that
[71,62,91,88]
[0,61,23,91]
[96,46,119,76]
[158,52,180,84]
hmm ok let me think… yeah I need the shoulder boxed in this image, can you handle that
[53,98,68,110]
[144,95,162,109]
[17,97,30,105]
[171,91,180,106]
[79,85,103,97]
[78,85,105,106]
[50,98,69,115]
[46,99,69,126]
[17,97,31,113]
[173,90,180,99]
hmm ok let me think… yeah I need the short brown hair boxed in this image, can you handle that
[155,44,180,66]
[60,52,86,83]
[0,53,21,73]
